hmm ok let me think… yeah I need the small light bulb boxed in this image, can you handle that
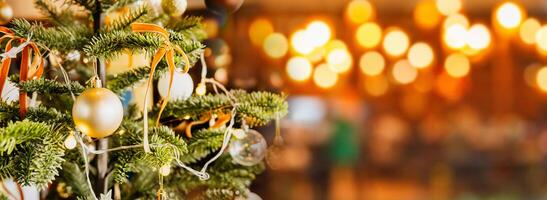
[195,83,206,96]
[159,165,171,176]
[64,134,77,149]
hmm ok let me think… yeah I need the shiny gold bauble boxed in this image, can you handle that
[161,0,187,17]
[72,88,124,138]
[0,2,13,25]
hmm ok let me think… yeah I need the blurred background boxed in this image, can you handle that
[6,0,547,199]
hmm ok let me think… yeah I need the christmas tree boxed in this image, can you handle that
[0,0,287,199]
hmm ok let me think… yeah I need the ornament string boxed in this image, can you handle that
[131,22,191,153]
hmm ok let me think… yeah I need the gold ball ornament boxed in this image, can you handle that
[72,88,124,138]
[0,1,13,25]
[161,0,187,17]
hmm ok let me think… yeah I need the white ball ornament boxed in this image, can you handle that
[229,129,267,166]
[157,71,194,101]
[72,88,124,138]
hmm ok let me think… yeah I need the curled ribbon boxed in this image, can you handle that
[131,23,191,153]
[0,27,44,118]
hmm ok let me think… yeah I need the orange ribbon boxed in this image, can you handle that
[131,23,191,153]
[0,27,44,118]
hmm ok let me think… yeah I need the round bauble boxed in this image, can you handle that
[157,71,194,101]
[0,2,12,25]
[72,88,124,138]
[229,129,267,166]
[205,0,244,14]
[161,0,187,17]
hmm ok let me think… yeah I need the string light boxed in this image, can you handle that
[326,49,353,73]
[444,53,470,78]
[495,2,524,29]
[414,0,442,30]
[313,63,338,88]
[443,24,467,49]
[536,26,547,55]
[249,18,274,47]
[356,22,382,49]
[392,60,418,84]
[536,67,547,92]
[286,56,312,81]
[263,33,288,59]
[306,21,332,48]
[195,83,206,96]
[519,18,541,45]
[407,42,434,69]
[290,30,315,55]
[325,39,348,52]
[435,0,462,16]
[383,29,410,57]
[442,14,469,30]
[345,0,374,24]
[466,24,491,50]
[159,165,171,176]
[64,133,77,149]
[359,51,385,76]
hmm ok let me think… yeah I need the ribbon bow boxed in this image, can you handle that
[131,23,191,153]
[0,27,44,118]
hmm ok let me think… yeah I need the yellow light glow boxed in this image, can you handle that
[364,74,389,96]
[359,51,385,76]
[214,68,228,83]
[325,40,348,52]
[326,49,353,73]
[495,2,523,29]
[536,26,547,55]
[407,42,434,69]
[291,30,315,55]
[466,24,491,50]
[444,53,470,78]
[306,21,332,48]
[524,63,541,87]
[383,29,410,57]
[443,24,467,49]
[436,0,462,16]
[442,14,469,30]
[414,0,442,30]
[313,63,338,89]
[306,46,326,63]
[159,165,171,176]
[392,60,418,84]
[195,83,206,95]
[356,22,382,49]
[263,33,289,59]
[519,18,541,45]
[345,0,374,25]
[64,134,77,149]
[536,67,547,92]
[249,18,274,47]
[286,57,313,81]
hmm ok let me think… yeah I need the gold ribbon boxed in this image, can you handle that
[131,23,191,153]
[0,27,44,118]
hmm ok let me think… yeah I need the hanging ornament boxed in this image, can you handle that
[157,70,194,101]
[205,0,244,14]
[72,87,124,138]
[0,1,12,25]
[161,0,187,17]
[229,129,267,166]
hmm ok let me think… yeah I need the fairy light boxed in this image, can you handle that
[159,165,171,176]
[306,21,332,48]
[286,56,313,81]
[444,53,470,78]
[435,0,462,16]
[359,51,385,76]
[442,14,469,30]
[407,42,434,69]
[326,49,353,73]
[263,33,289,59]
[345,0,374,24]
[64,133,77,149]
[519,18,541,45]
[356,22,382,49]
[290,30,315,55]
[443,24,467,49]
[313,63,338,89]
[249,18,274,47]
[392,60,418,84]
[466,24,491,50]
[325,39,348,52]
[536,26,547,55]
[536,66,547,92]
[414,0,442,30]
[495,2,524,29]
[195,82,206,96]
[383,29,410,57]
[214,68,228,83]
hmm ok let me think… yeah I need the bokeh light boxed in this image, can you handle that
[536,66,547,92]
[326,49,353,73]
[466,24,491,50]
[325,39,348,52]
[286,57,313,82]
[214,68,228,83]
[263,33,289,59]
[306,20,332,48]
[345,0,374,25]
[414,0,442,30]
[356,22,382,49]
[536,26,547,55]
[435,0,462,16]
[444,53,470,78]
[360,51,385,76]
[249,18,274,46]
[364,74,389,96]
[495,2,524,29]
[407,42,434,69]
[291,30,315,54]
[383,29,410,57]
[519,18,541,45]
[524,63,541,87]
[443,24,467,49]
[313,63,339,89]
[442,14,469,30]
[392,60,418,84]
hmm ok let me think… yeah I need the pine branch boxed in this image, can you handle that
[178,128,225,163]
[99,0,138,11]
[60,162,95,199]
[105,5,149,32]
[0,121,51,155]
[0,101,72,126]
[34,0,76,26]
[10,19,92,51]
[14,77,85,95]
[165,16,207,41]
[67,0,95,13]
